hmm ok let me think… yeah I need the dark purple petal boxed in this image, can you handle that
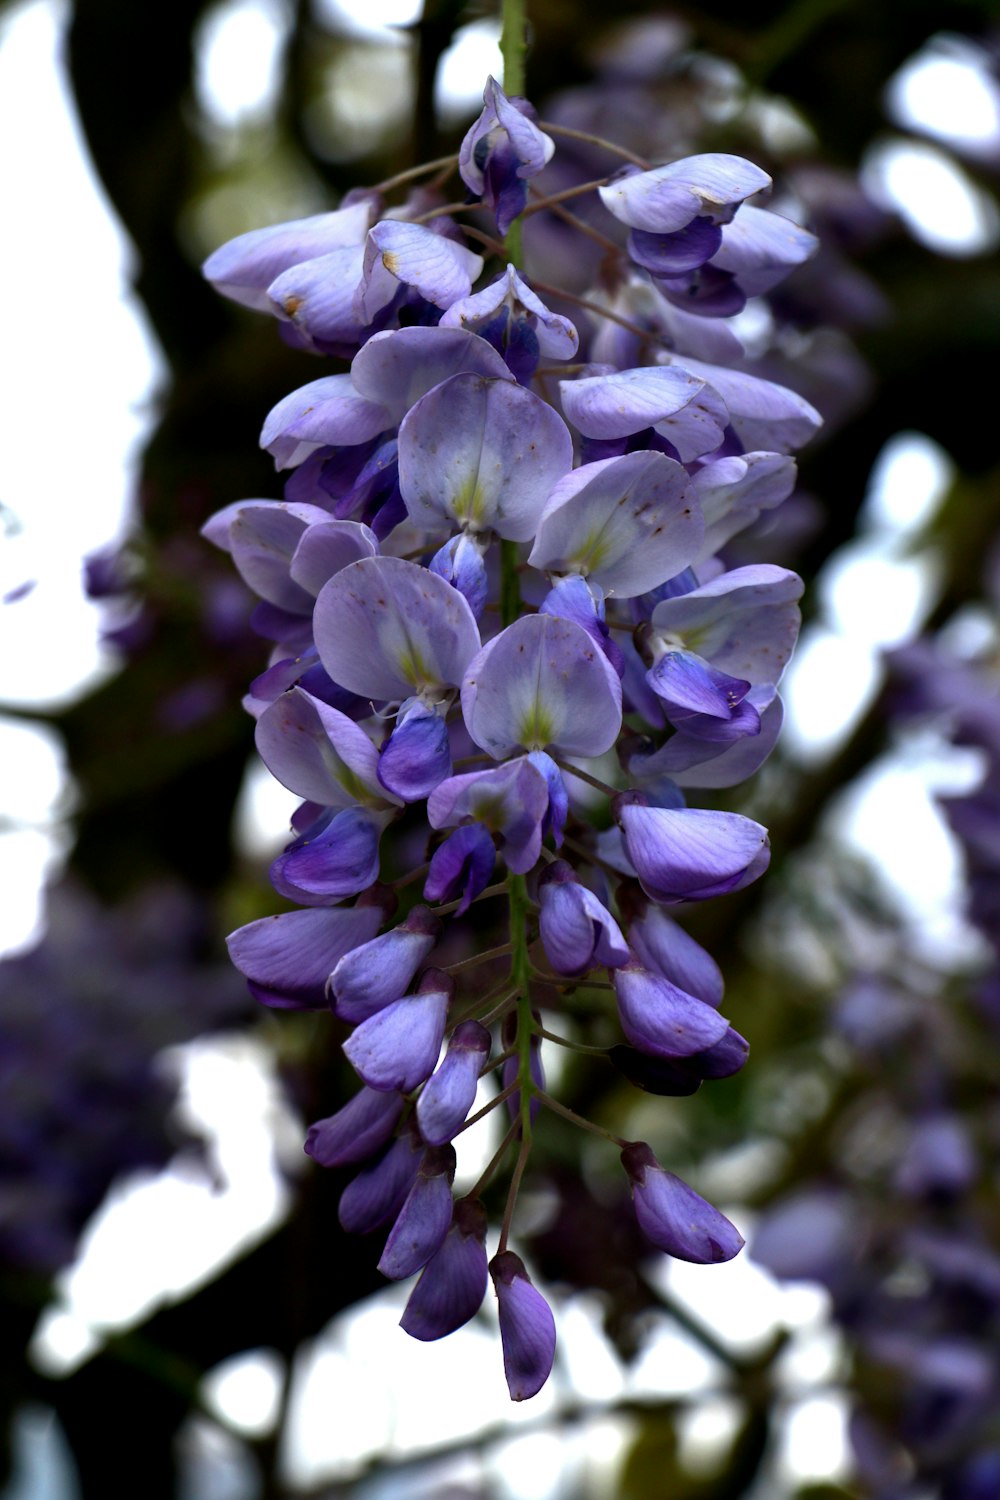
[377,703,452,802]
[226,904,383,1010]
[621,1142,744,1262]
[304,1087,404,1168]
[440,265,577,364]
[269,807,385,905]
[491,1250,557,1401]
[629,217,723,275]
[608,1045,703,1097]
[646,650,753,720]
[613,961,730,1057]
[416,1022,491,1145]
[428,533,489,620]
[423,825,496,915]
[378,1145,457,1280]
[330,905,440,1023]
[400,1197,489,1341]
[338,1133,422,1234]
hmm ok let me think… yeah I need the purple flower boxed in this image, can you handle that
[202,200,375,311]
[598,154,771,234]
[491,1250,557,1400]
[269,806,387,905]
[226,902,385,1010]
[613,961,730,1057]
[538,862,629,977]
[621,1142,744,1262]
[329,905,440,1023]
[378,1145,456,1280]
[416,1022,491,1145]
[459,77,554,235]
[400,1198,489,1340]
[423,825,496,915]
[353,220,484,324]
[338,1132,423,1234]
[342,970,453,1093]
[428,757,552,875]
[616,798,770,903]
[304,1087,404,1168]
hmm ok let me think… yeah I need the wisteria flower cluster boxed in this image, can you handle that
[203,75,820,1399]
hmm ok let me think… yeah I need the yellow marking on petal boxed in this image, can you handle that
[518,699,555,750]
[382,251,400,274]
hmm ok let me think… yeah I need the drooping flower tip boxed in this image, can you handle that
[490,1250,557,1400]
[458,77,554,236]
[621,1142,744,1263]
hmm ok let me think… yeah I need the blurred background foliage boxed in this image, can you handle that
[2,0,1000,1495]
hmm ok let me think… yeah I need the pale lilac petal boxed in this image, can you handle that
[267,245,367,349]
[288,518,378,597]
[398,374,573,541]
[260,375,391,470]
[648,694,785,788]
[688,452,796,558]
[560,367,728,461]
[427,758,550,875]
[314,556,482,701]
[649,565,803,684]
[350,326,513,423]
[254,688,386,808]
[354,221,484,323]
[668,356,822,453]
[528,451,703,597]
[226,501,333,611]
[598,154,771,232]
[226,903,383,1009]
[710,205,818,296]
[203,201,374,310]
[461,614,623,759]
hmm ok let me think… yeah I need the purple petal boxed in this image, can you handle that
[427,758,550,875]
[226,903,383,1009]
[428,533,489,620]
[616,800,770,903]
[627,907,724,1007]
[647,650,752,719]
[398,374,573,541]
[342,979,450,1092]
[461,613,622,759]
[260,375,391,470]
[379,1145,457,1280]
[711,205,818,296]
[203,200,374,310]
[528,450,703,598]
[377,702,452,802]
[538,863,629,977]
[338,1132,422,1234]
[628,217,723,275]
[288,518,378,597]
[267,245,368,351]
[643,694,785,789]
[441,265,577,361]
[423,825,496,915]
[254,688,387,809]
[269,806,384,904]
[314,556,481,702]
[613,962,730,1056]
[491,1251,556,1401]
[330,905,440,1023]
[648,565,803,685]
[598,154,771,233]
[560,367,728,462]
[350,326,513,423]
[400,1197,489,1340]
[416,1022,491,1145]
[305,1087,403,1168]
[354,221,483,324]
[223,501,333,611]
[668,356,822,453]
[621,1142,744,1262]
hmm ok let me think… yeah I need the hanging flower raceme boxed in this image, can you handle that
[202,70,821,1400]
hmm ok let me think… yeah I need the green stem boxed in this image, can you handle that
[499,0,526,267]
